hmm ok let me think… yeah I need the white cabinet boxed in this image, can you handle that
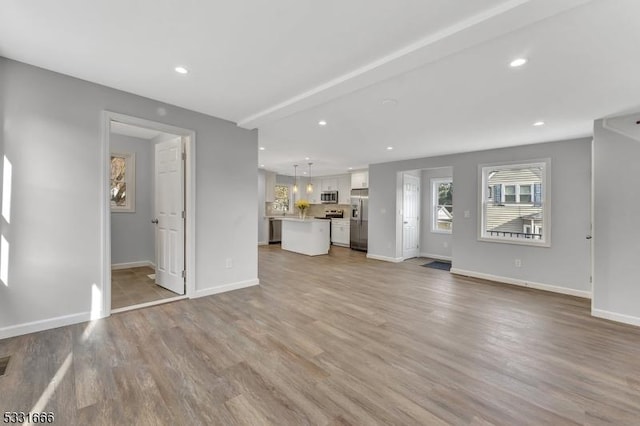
[301,173,353,204]
[331,219,350,246]
[321,178,338,191]
[265,171,276,202]
[351,171,368,189]
[338,174,351,204]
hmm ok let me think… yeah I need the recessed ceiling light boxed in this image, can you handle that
[259,147,265,151]
[318,120,327,126]
[509,58,527,68]
[305,157,310,160]
[386,146,394,151]
[348,167,353,170]
[533,121,545,127]
[303,171,308,175]
[382,98,398,106]
[174,66,189,74]
[260,164,265,167]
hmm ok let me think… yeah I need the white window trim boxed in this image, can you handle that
[431,177,453,234]
[478,159,551,247]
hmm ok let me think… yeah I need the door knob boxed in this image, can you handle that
[586,235,592,240]
[151,218,159,224]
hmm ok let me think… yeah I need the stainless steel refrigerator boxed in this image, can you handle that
[350,188,369,251]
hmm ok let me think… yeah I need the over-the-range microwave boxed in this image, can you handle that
[320,191,338,204]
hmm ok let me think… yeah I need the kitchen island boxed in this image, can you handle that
[279,217,330,256]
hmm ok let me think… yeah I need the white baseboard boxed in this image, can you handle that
[111,295,188,314]
[592,309,640,327]
[366,253,404,263]
[419,252,452,262]
[193,278,260,299]
[111,261,155,270]
[258,241,268,246]
[450,268,592,299]
[0,311,96,340]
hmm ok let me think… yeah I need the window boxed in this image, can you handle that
[480,160,550,246]
[494,183,534,204]
[432,178,453,233]
[272,184,289,212]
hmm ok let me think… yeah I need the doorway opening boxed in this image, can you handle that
[400,167,453,262]
[101,112,196,315]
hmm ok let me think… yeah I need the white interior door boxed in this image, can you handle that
[154,138,185,295]
[403,174,420,259]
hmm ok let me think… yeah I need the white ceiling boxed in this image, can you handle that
[2,0,640,176]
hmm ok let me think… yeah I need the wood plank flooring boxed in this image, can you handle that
[2,245,640,425]
[111,266,177,309]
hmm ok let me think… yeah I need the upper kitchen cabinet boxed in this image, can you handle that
[351,170,369,189]
[265,171,276,202]
[321,178,338,191]
[338,174,351,204]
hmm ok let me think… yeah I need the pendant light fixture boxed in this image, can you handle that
[292,164,298,193]
[306,162,313,193]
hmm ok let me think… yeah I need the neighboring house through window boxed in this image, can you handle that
[480,160,550,246]
[432,178,453,233]
[273,184,290,212]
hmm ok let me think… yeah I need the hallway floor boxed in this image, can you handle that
[111,266,178,309]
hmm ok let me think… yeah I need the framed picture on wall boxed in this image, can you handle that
[110,152,136,212]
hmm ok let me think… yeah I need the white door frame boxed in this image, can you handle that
[402,172,421,260]
[100,111,196,317]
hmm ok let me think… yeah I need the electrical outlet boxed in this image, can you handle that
[225,258,233,268]
[443,241,448,248]
[515,259,522,267]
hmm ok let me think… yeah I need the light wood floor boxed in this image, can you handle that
[1,246,640,425]
[111,266,178,309]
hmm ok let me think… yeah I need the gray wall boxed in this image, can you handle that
[110,134,154,265]
[258,169,267,244]
[0,57,258,333]
[420,168,453,259]
[593,120,640,321]
[369,137,591,292]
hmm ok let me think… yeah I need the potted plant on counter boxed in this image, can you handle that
[295,199,310,219]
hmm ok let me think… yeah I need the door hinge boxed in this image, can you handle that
[181,270,186,279]
[182,152,186,160]
[181,211,185,219]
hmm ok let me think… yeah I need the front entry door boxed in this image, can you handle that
[154,138,185,295]
[403,174,420,259]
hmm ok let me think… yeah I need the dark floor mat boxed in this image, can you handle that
[422,261,452,271]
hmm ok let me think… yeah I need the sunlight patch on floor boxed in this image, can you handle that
[27,352,72,424]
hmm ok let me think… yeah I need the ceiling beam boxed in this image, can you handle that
[237,0,593,130]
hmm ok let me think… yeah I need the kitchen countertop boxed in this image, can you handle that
[275,217,328,222]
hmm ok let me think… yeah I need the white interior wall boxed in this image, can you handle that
[420,167,453,260]
[0,57,258,338]
[369,137,591,295]
[592,119,640,325]
[110,133,154,266]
